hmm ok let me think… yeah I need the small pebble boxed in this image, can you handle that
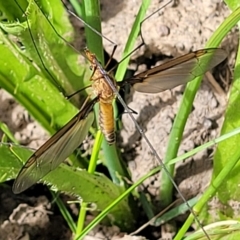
[158,25,170,37]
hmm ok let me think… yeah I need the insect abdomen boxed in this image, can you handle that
[99,101,115,144]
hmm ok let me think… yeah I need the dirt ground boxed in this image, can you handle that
[0,0,237,239]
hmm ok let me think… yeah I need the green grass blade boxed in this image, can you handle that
[175,144,240,240]
[82,0,104,62]
[185,220,240,240]
[160,4,240,208]
[101,0,151,185]
[202,1,240,225]
[115,0,151,82]
[153,197,199,226]
[0,122,18,144]
[51,191,77,233]
[173,6,240,240]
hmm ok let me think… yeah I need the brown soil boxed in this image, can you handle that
[0,0,237,239]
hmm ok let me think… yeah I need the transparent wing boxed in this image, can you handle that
[127,48,226,93]
[12,100,95,194]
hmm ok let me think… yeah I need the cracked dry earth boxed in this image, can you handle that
[0,0,237,239]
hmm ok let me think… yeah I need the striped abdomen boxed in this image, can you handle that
[99,101,115,144]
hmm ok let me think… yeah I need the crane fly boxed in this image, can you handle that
[12,47,226,194]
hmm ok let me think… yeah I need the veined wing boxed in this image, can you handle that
[12,99,96,194]
[126,48,226,93]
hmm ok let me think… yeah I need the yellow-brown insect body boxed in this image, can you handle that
[99,101,115,144]
[85,49,116,144]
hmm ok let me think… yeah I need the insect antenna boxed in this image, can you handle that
[62,1,117,53]
[14,0,67,96]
